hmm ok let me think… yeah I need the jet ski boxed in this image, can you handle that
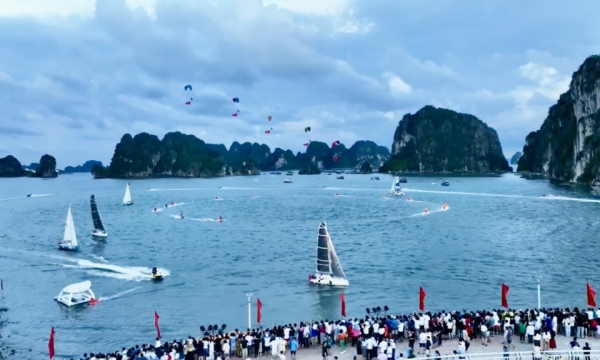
[441,181,450,186]
[151,273,164,281]
[27,194,31,197]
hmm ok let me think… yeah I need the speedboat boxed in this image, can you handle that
[286,171,294,176]
[26,194,31,197]
[398,178,408,183]
[283,179,293,183]
[54,280,96,306]
[441,181,450,186]
[337,176,344,180]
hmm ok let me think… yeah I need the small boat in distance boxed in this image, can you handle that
[123,183,133,205]
[309,222,349,286]
[90,195,108,238]
[286,171,294,176]
[283,179,293,183]
[54,280,96,306]
[336,176,344,180]
[389,176,405,196]
[26,194,31,197]
[151,267,164,281]
[441,181,450,186]
[58,205,79,251]
[398,178,408,183]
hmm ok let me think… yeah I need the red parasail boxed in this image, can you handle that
[334,156,340,161]
[265,130,271,134]
[303,143,309,146]
[185,101,191,105]
[232,113,238,117]
[331,140,341,148]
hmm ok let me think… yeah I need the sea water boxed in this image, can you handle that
[0,173,598,357]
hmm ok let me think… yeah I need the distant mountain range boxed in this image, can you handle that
[64,160,103,173]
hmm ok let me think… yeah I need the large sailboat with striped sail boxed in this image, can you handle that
[308,222,349,286]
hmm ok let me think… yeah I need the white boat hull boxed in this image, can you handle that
[390,191,404,196]
[58,242,78,251]
[92,230,108,238]
[309,275,349,286]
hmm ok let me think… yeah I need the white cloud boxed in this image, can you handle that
[383,72,412,94]
[262,0,349,16]
[519,62,571,100]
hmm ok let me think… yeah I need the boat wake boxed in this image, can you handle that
[187,217,221,222]
[219,187,257,190]
[147,188,208,192]
[29,194,54,197]
[0,196,22,202]
[168,215,184,219]
[56,258,170,282]
[97,287,141,302]
[153,202,186,212]
[403,188,600,203]
[88,254,108,263]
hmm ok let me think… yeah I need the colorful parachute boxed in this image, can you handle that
[232,113,238,117]
[331,140,341,148]
[268,116,272,121]
[185,101,191,105]
[334,156,340,161]
[232,97,240,103]
[303,143,309,146]
[305,127,311,133]
[265,130,271,134]
[184,85,192,91]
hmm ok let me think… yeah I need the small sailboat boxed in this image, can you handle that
[308,222,349,286]
[123,183,133,205]
[389,176,404,196]
[90,195,107,238]
[58,205,79,251]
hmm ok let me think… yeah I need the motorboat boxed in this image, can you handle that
[284,179,293,183]
[54,280,96,306]
[27,194,31,197]
[286,171,294,176]
[398,178,408,183]
[336,176,344,180]
[441,181,450,186]
[309,222,349,286]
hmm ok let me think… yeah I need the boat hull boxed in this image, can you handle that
[309,276,349,286]
[123,202,134,206]
[54,297,92,307]
[58,243,78,251]
[151,274,164,281]
[92,230,108,238]
[390,191,404,196]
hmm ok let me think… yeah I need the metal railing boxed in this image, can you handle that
[425,350,600,360]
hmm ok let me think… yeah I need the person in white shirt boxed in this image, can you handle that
[481,324,489,345]
[418,332,427,354]
[378,340,387,353]
[155,337,161,348]
[377,351,387,360]
[223,340,231,359]
[279,350,286,360]
[366,337,376,360]
[284,326,291,340]
[542,330,551,351]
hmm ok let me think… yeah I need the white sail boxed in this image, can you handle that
[390,177,396,193]
[63,205,78,247]
[327,232,346,279]
[123,183,133,205]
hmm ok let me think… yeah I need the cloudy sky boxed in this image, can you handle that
[1,0,598,168]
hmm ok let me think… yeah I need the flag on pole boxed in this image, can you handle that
[341,292,346,317]
[257,298,262,324]
[48,327,55,359]
[587,283,597,307]
[419,287,426,311]
[154,311,161,339]
[501,283,509,308]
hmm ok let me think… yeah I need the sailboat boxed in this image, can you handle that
[58,205,79,251]
[308,222,349,286]
[389,176,405,196]
[90,195,108,238]
[123,183,133,205]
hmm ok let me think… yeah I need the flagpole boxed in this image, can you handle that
[246,293,253,330]
[535,276,541,309]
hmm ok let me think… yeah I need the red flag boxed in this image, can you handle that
[588,283,597,307]
[340,292,346,317]
[257,298,262,324]
[154,311,161,339]
[501,283,509,308]
[419,287,426,311]
[48,327,55,359]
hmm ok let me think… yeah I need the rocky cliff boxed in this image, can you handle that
[381,106,511,173]
[510,152,522,165]
[64,160,103,173]
[517,55,600,187]
[0,155,28,177]
[32,154,58,178]
[93,131,390,178]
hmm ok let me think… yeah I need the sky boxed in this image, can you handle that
[0,0,599,168]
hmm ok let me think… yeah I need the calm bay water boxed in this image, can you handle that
[0,173,599,358]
